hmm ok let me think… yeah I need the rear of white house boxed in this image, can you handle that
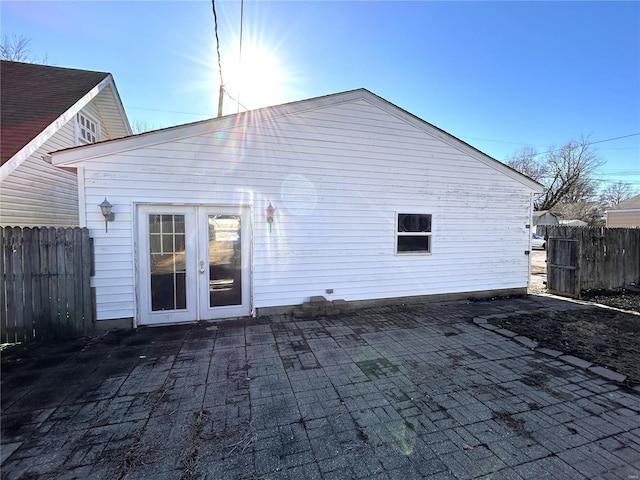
[51,89,542,328]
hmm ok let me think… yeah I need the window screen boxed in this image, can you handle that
[397,214,432,253]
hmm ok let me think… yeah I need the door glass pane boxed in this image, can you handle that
[149,214,187,311]
[208,215,241,307]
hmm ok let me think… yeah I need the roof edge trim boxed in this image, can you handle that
[360,91,544,193]
[51,87,541,192]
[1,74,112,181]
[52,89,368,164]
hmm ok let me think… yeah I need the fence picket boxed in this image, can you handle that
[11,227,25,342]
[39,228,52,341]
[83,233,93,334]
[72,228,82,334]
[544,225,640,295]
[0,226,94,343]
[31,228,43,342]
[22,228,35,342]
[0,228,6,342]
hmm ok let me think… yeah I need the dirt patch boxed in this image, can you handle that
[489,299,640,386]
[581,288,640,313]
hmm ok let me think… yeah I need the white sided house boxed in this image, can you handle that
[51,89,542,329]
[0,60,131,227]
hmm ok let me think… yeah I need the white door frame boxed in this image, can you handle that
[136,204,251,326]
[198,206,252,320]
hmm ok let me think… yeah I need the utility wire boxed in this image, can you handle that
[211,0,250,114]
[129,106,214,117]
[223,88,250,113]
[464,132,640,152]
[211,0,224,91]
[503,132,640,159]
[237,0,244,113]
[587,132,640,146]
[128,100,640,150]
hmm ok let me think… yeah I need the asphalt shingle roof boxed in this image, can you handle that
[610,193,640,210]
[1,60,109,166]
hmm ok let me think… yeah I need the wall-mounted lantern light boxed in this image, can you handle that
[266,202,275,232]
[99,197,114,232]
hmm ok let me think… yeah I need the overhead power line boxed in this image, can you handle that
[128,106,214,117]
[497,132,640,159]
[211,0,224,91]
[211,0,224,116]
[465,132,640,153]
[588,132,640,145]
[536,133,640,158]
[237,0,244,113]
[211,0,250,115]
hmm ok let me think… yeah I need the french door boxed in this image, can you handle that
[137,205,250,325]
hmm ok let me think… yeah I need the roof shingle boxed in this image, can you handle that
[1,60,109,166]
[609,193,640,210]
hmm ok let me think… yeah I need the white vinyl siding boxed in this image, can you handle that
[61,96,535,322]
[0,123,79,226]
[1,86,130,227]
[89,84,130,141]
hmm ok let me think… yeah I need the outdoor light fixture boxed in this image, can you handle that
[99,198,114,232]
[266,202,275,232]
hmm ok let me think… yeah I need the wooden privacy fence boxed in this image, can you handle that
[543,226,640,296]
[1,227,94,344]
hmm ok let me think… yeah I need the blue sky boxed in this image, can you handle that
[3,1,639,190]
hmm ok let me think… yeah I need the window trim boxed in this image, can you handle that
[75,110,100,145]
[395,212,432,255]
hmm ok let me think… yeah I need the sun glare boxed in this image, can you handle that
[222,43,289,113]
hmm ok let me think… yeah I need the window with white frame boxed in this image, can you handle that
[396,213,432,253]
[76,111,100,145]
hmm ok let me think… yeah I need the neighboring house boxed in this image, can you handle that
[559,219,588,227]
[606,194,640,228]
[0,60,131,227]
[532,210,559,234]
[51,89,543,329]
[550,201,604,226]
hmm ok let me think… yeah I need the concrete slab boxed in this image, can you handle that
[2,295,639,480]
[588,366,627,383]
[559,355,593,370]
[514,336,538,349]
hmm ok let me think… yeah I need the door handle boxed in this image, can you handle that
[199,260,205,273]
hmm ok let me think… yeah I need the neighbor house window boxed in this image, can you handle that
[76,111,100,145]
[397,213,432,253]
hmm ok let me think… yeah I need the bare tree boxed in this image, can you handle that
[504,146,546,181]
[131,120,158,134]
[0,34,47,63]
[600,182,636,207]
[506,137,604,211]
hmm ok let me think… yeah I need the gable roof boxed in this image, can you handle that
[533,211,559,221]
[51,88,543,192]
[608,193,640,211]
[1,60,131,174]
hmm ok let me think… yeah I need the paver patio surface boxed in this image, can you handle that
[2,295,640,479]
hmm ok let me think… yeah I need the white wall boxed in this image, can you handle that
[0,122,80,227]
[0,86,129,227]
[77,97,534,321]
